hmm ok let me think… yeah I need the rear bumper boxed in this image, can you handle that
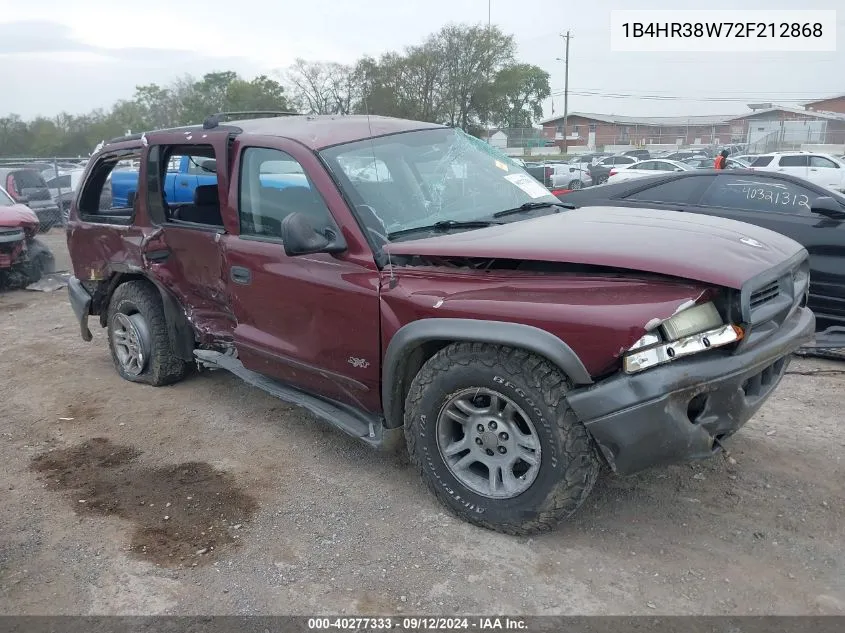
[566,305,815,476]
[67,276,93,342]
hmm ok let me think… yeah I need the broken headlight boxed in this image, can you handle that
[623,302,744,374]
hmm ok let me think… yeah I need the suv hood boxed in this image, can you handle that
[384,207,805,289]
[0,204,39,229]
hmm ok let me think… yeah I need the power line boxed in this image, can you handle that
[547,89,840,103]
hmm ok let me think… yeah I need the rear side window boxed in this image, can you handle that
[751,156,774,167]
[77,151,142,224]
[624,177,709,204]
[12,170,47,190]
[778,155,808,167]
[699,175,813,214]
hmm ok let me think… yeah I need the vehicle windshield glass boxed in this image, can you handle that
[319,127,558,240]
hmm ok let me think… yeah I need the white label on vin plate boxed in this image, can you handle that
[504,173,549,199]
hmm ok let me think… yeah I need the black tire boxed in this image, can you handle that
[404,342,600,535]
[18,238,54,285]
[597,175,608,185]
[107,281,188,386]
[568,179,584,190]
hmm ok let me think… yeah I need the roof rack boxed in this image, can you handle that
[202,110,299,130]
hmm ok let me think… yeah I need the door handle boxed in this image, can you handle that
[230,266,251,285]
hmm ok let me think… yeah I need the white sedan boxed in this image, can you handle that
[607,159,693,183]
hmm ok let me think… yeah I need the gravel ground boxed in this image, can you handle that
[0,230,843,615]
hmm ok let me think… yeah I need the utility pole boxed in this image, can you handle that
[488,0,491,28]
[561,31,571,154]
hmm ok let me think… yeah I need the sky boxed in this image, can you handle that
[0,0,842,122]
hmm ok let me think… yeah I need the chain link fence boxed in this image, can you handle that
[485,127,845,157]
[0,157,88,230]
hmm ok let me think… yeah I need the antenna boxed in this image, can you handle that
[362,97,396,287]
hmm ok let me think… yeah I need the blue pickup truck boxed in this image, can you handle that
[109,155,308,207]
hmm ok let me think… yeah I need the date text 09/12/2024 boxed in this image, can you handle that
[307,617,528,630]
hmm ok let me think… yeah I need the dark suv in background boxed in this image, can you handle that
[0,168,62,232]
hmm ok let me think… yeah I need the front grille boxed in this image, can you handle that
[750,280,780,309]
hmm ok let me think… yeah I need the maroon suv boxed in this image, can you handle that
[66,114,814,534]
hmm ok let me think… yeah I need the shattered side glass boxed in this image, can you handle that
[320,127,557,240]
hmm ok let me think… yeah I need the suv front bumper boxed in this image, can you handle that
[566,305,815,476]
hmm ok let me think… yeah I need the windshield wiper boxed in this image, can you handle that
[493,200,575,218]
[387,219,502,240]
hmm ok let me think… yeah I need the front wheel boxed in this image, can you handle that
[404,343,600,535]
[596,175,608,185]
[568,179,584,190]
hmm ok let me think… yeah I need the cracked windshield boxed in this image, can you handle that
[321,128,558,241]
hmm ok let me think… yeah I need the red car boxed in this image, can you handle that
[65,114,814,534]
[0,185,54,288]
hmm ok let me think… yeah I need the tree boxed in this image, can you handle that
[485,64,550,129]
[283,59,336,114]
[436,24,515,129]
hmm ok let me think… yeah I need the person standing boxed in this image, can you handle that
[714,149,729,169]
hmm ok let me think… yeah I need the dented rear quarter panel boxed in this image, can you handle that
[379,266,713,378]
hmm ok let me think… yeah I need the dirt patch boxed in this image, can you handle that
[30,438,257,568]
[58,400,104,421]
[0,301,28,312]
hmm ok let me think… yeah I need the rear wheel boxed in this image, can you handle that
[107,281,188,386]
[404,343,600,535]
[596,175,608,185]
[568,179,584,190]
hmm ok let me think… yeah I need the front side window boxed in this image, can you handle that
[699,175,816,215]
[46,174,72,189]
[319,128,558,241]
[810,156,839,168]
[238,147,331,239]
[751,156,774,167]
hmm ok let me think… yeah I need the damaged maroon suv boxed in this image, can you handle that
[66,114,814,534]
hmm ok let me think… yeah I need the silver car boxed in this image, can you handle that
[549,163,593,190]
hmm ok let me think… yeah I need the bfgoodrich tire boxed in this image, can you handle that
[107,281,188,386]
[404,343,600,535]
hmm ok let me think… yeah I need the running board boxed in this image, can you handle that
[802,327,845,350]
[194,349,398,449]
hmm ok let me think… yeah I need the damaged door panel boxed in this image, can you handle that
[222,139,381,412]
[138,134,237,343]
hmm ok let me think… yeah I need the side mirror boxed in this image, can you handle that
[810,196,845,219]
[281,212,347,256]
[201,159,217,173]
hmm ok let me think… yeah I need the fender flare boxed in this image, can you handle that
[104,268,196,362]
[381,318,594,429]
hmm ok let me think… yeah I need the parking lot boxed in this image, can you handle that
[0,230,843,615]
